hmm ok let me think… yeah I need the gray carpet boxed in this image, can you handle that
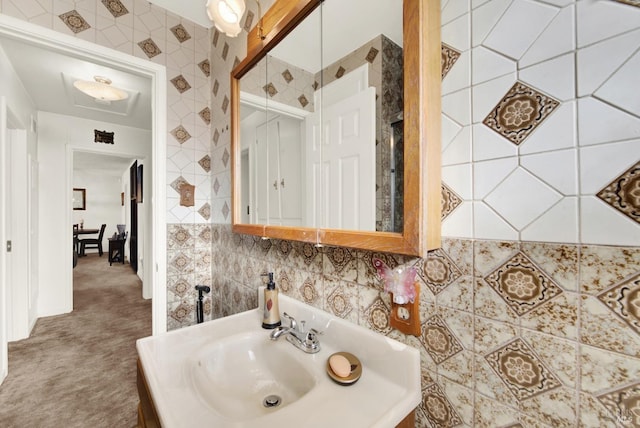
[0,253,152,427]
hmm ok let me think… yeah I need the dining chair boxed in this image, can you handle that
[78,223,107,256]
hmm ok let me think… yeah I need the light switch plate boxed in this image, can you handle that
[390,282,421,336]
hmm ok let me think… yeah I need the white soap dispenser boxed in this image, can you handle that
[261,272,281,329]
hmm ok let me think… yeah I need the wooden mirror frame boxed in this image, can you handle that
[231,0,441,257]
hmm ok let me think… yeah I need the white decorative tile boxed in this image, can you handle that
[442,50,471,95]
[443,163,473,200]
[520,101,576,154]
[483,0,558,60]
[471,0,513,47]
[442,0,471,25]
[442,113,464,148]
[442,125,472,165]
[520,53,575,101]
[519,5,575,68]
[521,197,579,243]
[579,140,640,193]
[472,46,516,85]
[596,49,640,115]
[580,196,640,246]
[576,0,640,48]
[442,12,471,52]
[576,28,640,97]
[484,167,563,230]
[473,157,519,199]
[472,123,518,162]
[442,88,472,126]
[442,203,474,238]
[578,97,640,147]
[471,73,516,123]
[473,201,518,240]
[520,149,578,195]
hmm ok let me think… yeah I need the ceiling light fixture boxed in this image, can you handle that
[206,0,264,39]
[73,76,128,101]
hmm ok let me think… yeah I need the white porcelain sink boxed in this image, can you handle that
[137,289,421,427]
[189,331,316,420]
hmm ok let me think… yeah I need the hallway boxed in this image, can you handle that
[0,253,151,427]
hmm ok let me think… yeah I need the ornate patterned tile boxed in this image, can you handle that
[168,225,192,248]
[137,38,161,58]
[366,47,379,63]
[168,251,194,275]
[596,161,640,225]
[484,252,563,316]
[198,59,211,77]
[363,296,391,335]
[170,176,190,194]
[335,66,346,79]
[298,276,319,305]
[198,203,211,220]
[170,24,191,43]
[213,128,220,144]
[222,148,230,167]
[421,382,463,428]
[170,125,191,144]
[198,155,211,173]
[282,69,293,83]
[213,178,220,195]
[422,315,464,364]
[596,381,640,427]
[298,95,309,108]
[244,10,255,31]
[222,96,229,114]
[483,81,560,146]
[101,0,129,18]
[222,42,229,61]
[198,107,211,125]
[59,10,90,34]
[213,79,219,96]
[325,247,357,279]
[170,301,193,323]
[417,249,462,295]
[326,282,356,320]
[221,202,230,219]
[441,183,462,221]
[263,82,278,97]
[485,338,562,401]
[170,75,191,93]
[597,273,640,335]
[168,277,191,298]
[441,43,461,80]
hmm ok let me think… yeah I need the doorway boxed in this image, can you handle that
[0,15,168,385]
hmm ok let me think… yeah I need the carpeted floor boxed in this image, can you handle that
[0,253,151,427]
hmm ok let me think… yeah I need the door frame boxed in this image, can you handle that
[0,15,168,337]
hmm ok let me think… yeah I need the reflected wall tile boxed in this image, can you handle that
[323,277,358,324]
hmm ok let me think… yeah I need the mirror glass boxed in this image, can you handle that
[237,0,403,232]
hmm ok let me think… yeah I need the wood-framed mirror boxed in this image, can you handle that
[231,0,441,257]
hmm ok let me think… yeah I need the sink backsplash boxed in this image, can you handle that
[167,223,640,427]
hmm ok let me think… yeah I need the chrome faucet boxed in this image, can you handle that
[269,312,321,354]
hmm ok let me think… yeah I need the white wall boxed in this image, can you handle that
[37,111,151,317]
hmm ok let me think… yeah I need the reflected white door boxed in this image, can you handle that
[306,87,376,230]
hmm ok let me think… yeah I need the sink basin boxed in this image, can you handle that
[189,332,316,420]
[137,289,421,427]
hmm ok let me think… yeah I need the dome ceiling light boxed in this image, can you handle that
[206,0,264,39]
[73,76,128,102]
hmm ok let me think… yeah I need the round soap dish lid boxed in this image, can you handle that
[326,352,362,385]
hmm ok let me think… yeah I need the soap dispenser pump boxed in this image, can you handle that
[261,272,281,329]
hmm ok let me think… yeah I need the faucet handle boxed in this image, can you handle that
[282,312,297,330]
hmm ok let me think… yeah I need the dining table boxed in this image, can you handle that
[73,228,99,255]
